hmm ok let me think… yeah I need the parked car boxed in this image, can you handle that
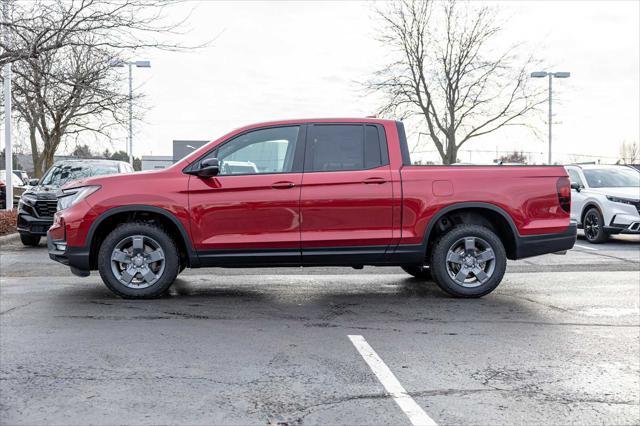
[48,118,576,299]
[565,164,640,243]
[0,170,26,209]
[17,159,133,246]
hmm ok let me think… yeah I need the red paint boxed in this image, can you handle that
[52,118,571,255]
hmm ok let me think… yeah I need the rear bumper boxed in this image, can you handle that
[514,222,577,259]
[47,233,91,277]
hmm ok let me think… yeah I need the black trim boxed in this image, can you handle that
[514,222,577,259]
[197,248,301,267]
[85,205,199,267]
[302,123,390,173]
[195,244,426,268]
[47,234,91,276]
[422,202,520,254]
[396,121,411,166]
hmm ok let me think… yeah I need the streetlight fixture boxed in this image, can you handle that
[530,71,570,164]
[111,60,151,166]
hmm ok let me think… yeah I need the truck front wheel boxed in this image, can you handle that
[97,222,180,299]
[430,225,506,298]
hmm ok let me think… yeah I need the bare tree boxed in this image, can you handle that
[2,0,201,177]
[367,0,544,164]
[11,43,130,176]
[619,141,639,165]
[0,0,193,67]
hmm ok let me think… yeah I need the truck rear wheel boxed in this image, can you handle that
[401,265,432,280]
[430,224,506,298]
[98,222,179,299]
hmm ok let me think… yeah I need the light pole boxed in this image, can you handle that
[3,0,13,210]
[530,71,570,164]
[111,60,151,166]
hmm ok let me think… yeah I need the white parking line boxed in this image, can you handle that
[574,244,599,251]
[348,335,437,426]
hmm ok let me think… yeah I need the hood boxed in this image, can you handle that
[587,187,640,200]
[60,169,164,190]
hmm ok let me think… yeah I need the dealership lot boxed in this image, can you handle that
[1,235,639,425]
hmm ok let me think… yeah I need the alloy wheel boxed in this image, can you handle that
[110,235,166,289]
[584,211,600,241]
[445,236,496,288]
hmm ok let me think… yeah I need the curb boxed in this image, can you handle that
[0,232,20,245]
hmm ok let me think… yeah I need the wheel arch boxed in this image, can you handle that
[423,202,519,260]
[580,202,603,225]
[86,205,198,270]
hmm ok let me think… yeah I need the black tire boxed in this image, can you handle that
[98,222,179,299]
[401,265,432,280]
[583,207,608,244]
[430,224,507,298]
[20,234,41,247]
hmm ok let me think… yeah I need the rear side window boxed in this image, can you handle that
[305,124,388,172]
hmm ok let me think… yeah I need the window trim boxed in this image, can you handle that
[183,124,306,177]
[302,123,390,174]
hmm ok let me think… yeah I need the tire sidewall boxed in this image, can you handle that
[584,208,608,243]
[430,225,507,298]
[98,223,179,298]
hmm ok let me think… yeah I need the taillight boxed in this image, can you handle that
[556,177,571,213]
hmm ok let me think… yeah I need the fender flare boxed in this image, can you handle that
[85,205,199,267]
[422,201,520,248]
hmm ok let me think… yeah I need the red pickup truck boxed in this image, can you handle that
[48,118,576,299]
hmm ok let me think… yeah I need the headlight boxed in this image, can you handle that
[606,196,638,205]
[20,193,37,206]
[57,185,101,211]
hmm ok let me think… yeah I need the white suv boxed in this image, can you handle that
[564,164,640,243]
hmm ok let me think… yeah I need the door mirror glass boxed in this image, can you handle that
[197,158,220,177]
[570,182,582,192]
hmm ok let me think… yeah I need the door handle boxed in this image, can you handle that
[362,177,386,184]
[272,181,296,189]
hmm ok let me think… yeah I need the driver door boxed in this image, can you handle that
[188,125,305,264]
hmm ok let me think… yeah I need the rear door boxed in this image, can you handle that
[188,125,305,263]
[300,123,394,263]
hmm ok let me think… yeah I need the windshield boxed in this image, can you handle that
[583,168,640,188]
[40,163,119,187]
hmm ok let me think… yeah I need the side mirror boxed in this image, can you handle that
[28,179,39,186]
[570,182,582,192]
[196,158,220,178]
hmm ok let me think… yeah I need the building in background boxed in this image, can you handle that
[141,155,173,171]
[140,140,209,171]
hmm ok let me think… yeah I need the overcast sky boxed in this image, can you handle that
[115,0,638,164]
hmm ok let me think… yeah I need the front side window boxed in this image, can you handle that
[207,126,300,175]
[305,124,386,172]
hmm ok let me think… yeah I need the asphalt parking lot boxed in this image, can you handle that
[1,234,639,425]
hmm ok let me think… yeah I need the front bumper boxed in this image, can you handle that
[17,211,53,236]
[605,222,640,235]
[47,233,91,277]
[514,221,578,259]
